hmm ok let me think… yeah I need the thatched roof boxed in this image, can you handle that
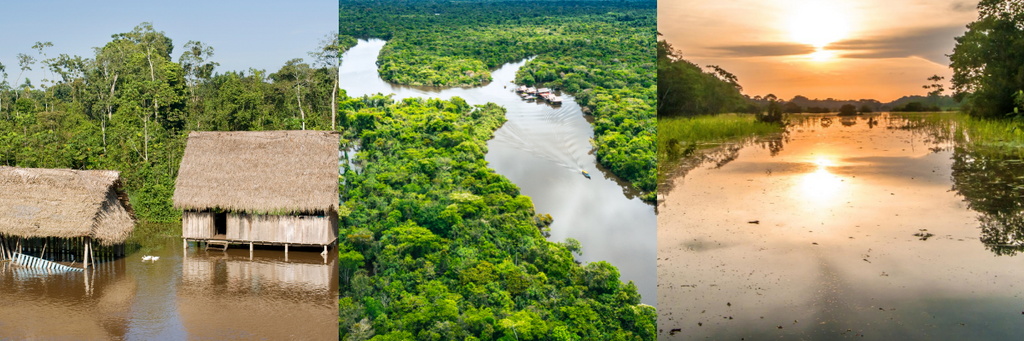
[0,167,136,245]
[172,130,340,214]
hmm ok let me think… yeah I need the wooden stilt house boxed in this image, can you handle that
[0,166,136,269]
[172,131,340,252]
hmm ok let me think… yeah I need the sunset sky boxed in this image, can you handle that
[658,0,980,102]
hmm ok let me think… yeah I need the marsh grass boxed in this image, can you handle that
[890,112,1024,156]
[658,114,785,184]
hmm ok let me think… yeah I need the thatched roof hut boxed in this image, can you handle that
[0,166,136,246]
[172,130,340,214]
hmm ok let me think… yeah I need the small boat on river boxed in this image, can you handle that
[582,170,591,179]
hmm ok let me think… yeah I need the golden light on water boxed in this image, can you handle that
[788,2,850,49]
[797,157,844,202]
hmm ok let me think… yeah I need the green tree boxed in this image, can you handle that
[950,0,1024,118]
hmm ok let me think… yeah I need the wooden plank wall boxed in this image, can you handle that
[226,212,336,245]
[182,211,215,239]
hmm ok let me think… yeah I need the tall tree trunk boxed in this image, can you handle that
[297,85,306,130]
[146,46,159,123]
[331,77,338,130]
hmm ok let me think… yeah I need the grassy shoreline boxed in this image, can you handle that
[890,112,1024,155]
[657,114,785,185]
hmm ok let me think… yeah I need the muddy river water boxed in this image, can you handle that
[0,235,338,340]
[339,39,658,305]
[658,113,1024,339]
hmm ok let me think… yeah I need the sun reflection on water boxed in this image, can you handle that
[797,157,844,202]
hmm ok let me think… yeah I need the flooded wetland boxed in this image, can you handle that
[0,225,338,340]
[659,113,1024,339]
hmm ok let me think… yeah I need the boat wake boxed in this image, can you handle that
[494,103,588,173]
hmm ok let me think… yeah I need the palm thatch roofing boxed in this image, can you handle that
[0,166,136,245]
[172,130,340,214]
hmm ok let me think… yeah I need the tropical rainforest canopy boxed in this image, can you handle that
[0,23,344,223]
[339,0,656,200]
[338,95,655,340]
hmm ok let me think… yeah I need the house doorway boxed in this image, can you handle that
[214,213,227,237]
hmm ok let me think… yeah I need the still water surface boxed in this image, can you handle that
[658,113,1024,339]
[0,235,338,340]
[340,39,657,305]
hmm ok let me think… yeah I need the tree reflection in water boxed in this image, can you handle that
[951,145,1024,255]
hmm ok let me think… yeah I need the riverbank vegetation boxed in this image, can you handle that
[950,0,1024,119]
[339,0,657,201]
[0,24,345,222]
[657,115,784,184]
[657,36,786,184]
[337,95,656,340]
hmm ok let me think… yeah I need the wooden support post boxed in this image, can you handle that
[83,240,89,269]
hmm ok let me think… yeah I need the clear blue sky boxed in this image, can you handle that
[0,0,336,86]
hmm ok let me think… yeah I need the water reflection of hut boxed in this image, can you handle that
[0,166,136,269]
[172,131,340,254]
[177,253,337,339]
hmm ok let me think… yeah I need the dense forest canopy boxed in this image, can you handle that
[338,95,655,340]
[0,23,344,222]
[339,0,657,200]
[656,38,747,117]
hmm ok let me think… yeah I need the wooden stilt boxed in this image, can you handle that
[83,240,89,269]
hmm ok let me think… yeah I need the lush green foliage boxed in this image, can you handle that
[339,0,656,200]
[950,0,1024,118]
[0,24,343,222]
[657,39,746,117]
[338,95,655,340]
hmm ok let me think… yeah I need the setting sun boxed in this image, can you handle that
[787,2,851,48]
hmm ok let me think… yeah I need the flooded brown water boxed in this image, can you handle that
[340,39,657,305]
[658,113,1024,339]
[0,233,338,340]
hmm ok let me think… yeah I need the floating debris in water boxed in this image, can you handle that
[748,220,760,224]
[670,328,682,335]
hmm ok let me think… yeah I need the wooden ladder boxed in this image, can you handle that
[205,241,230,251]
